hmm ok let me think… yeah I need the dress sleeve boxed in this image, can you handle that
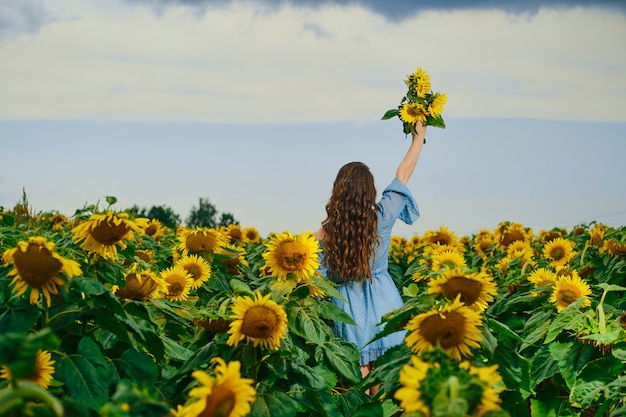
[378,177,420,228]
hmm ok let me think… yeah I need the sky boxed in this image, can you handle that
[1,0,625,239]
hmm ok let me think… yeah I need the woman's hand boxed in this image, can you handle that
[411,122,427,142]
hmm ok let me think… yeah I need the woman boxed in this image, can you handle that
[316,122,426,393]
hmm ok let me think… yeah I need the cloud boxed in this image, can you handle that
[132,0,626,19]
[0,0,53,39]
[0,1,624,123]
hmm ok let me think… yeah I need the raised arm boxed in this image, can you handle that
[395,122,426,184]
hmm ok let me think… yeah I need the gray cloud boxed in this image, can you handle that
[0,0,52,39]
[132,0,626,19]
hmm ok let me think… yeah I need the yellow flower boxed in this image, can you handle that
[71,212,148,260]
[542,237,576,267]
[175,254,212,290]
[114,264,167,300]
[399,102,428,125]
[428,93,447,118]
[218,244,249,276]
[527,267,556,295]
[430,247,467,272]
[2,236,82,306]
[404,296,483,361]
[160,265,194,302]
[549,272,592,312]
[242,227,262,244]
[421,225,462,249]
[176,227,228,256]
[0,349,55,389]
[427,268,497,312]
[227,292,288,350]
[262,231,320,282]
[177,358,256,417]
[494,221,532,248]
[394,355,431,414]
[144,219,167,241]
[460,362,505,416]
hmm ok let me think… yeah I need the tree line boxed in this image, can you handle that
[127,197,238,229]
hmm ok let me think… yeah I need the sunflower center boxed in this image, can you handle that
[420,311,466,349]
[12,244,63,288]
[168,279,185,297]
[276,242,307,271]
[550,247,565,261]
[91,218,130,245]
[186,265,201,280]
[440,277,482,306]
[241,306,278,338]
[501,231,523,246]
[199,389,236,417]
[145,224,158,236]
[186,232,218,252]
[559,289,579,304]
[432,234,451,246]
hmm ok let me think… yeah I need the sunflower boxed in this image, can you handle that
[460,362,505,416]
[399,102,428,125]
[223,224,244,244]
[549,272,592,312]
[430,247,467,272]
[404,296,483,361]
[393,355,431,414]
[160,265,194,302]
[177,358,256,417]
[2,236,82,306]
[607,239,626,257]
[472,229,495,258]
[427,268,497,312]
[0,349,55,389]
[421,225,462,249]
[408,67,432,98]
[428,93,447,118]
[542,237,576,267]
[527,267,556,295]
[494,221,532,248]
[262,231,320,282]
[71,212,148,260]
[175,254,212,290]
[227,292,288,350]
[114,264,167,300]
[176,227,228,256]
[218,244,249,276]
[242,227,262,244]
[144,219,167,241]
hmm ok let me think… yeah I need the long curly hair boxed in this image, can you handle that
[321,162,378,283]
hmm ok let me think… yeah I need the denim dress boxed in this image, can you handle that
[317,178,419,365]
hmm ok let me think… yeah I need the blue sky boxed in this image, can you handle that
[1,0,625,238]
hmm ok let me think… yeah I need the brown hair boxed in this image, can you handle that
[321,162,378,283]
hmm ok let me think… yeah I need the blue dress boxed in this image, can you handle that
[318,178,420,365]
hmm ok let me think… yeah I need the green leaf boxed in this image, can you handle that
[249,391,298,417]
[596,283,626,292]
[105,196,118,206]
[71,276,110,296]
[113,348,158,386]
[318,340,361,384]
[544,298,586,343]
[162,335,194,362]
[0,301,40,333]
[56,338,118,411]
[229,278,253,295]
[317,300,356,325]
[292,307,326,345]
[530,344,559,390]
[381,109,399,120]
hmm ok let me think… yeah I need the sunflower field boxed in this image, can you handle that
[1,199,625,417]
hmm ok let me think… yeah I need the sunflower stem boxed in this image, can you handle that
[597,287,608,334]
[40,302,50,328]
[448,375,460,401]
[47,309,82,325]
[579,242,589,268]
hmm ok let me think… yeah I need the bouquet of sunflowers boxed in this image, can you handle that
[382,67,447,138]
